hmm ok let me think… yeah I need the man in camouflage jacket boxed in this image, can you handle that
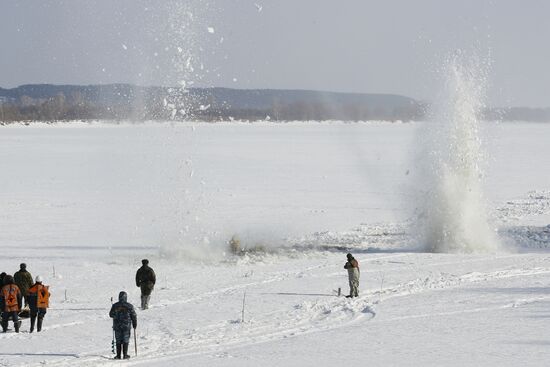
[109,291,137,359]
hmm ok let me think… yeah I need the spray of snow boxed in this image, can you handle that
[151,2,220,261]
[159,0,217,120]
[415,51,499,253]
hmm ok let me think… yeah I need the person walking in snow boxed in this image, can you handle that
[14,263,33,307]
[0,273,6,322]
[135,259,156,310]
[109,291,137,360]
[27,275,50,333]
[344,253,360,298]
[1,275,23,333]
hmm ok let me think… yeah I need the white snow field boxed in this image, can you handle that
[1,121,550,366]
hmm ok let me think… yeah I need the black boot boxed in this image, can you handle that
[37,317,43,332]
[141,295,149,310]
[1,320,7,333]
[123,343,130,359]
[114,343,122,359]
[14,321,20,333]
[30,316,36,333]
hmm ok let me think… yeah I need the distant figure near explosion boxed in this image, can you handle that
[344,253,360,298]
[136,259,156,310]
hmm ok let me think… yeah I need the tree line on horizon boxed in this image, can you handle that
[0,84,549,123]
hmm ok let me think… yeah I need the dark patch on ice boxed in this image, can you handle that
[289,222,423,254]
[262,292,335,297]
[493,190,550,222]
[505,340,550,346]
[469,287,550,295]
[0,353,79,358]
[499,225,550,250]
[362,305,376,318]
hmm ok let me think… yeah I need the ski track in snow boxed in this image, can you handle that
[7,232,550,367]
[18,257,550,367]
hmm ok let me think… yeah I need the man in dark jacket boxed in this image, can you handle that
[135,259,156,310]
[14,263,33,307]
[0,272,6,286]
[1,275,23,332]
[109,291,137,359]
[27,275,50,333]
[344,253,360,298]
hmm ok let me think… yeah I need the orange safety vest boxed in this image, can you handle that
[1,284,21,312]
[28,284,50,308]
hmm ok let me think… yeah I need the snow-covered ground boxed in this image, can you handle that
[1,121,549,366]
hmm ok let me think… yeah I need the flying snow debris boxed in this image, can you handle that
[122,44,128,50]
[254,3,263,12]
[208,27,215,34]
[233,78,238,82]
[199,104,210,111]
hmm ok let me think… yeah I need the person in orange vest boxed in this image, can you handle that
[27,275,50,333]
[1,275,23,333]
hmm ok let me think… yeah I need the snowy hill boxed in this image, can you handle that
[0,85,422,122]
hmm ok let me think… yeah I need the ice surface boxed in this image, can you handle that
[0,121,549,366]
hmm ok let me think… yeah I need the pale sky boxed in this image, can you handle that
[1,0,549,107]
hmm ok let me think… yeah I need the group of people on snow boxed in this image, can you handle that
[2,254,359,360]
[0,263,50,333]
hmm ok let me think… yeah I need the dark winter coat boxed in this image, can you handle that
[0,272,6,286]
[136,265,156,291]
[109,292,137,344]
[14,269,33,296]
[110,292,137,331]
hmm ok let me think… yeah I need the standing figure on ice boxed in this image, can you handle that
[109,291,137,360]
[135,259,156,310]
[14,263,33,307]
[1,275,22,333]
[27,275,50,333]
[344,253,360,298]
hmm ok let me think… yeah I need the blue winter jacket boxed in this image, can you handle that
[109,291,137,331]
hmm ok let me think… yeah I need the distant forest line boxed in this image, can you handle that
[1,84,549,123]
